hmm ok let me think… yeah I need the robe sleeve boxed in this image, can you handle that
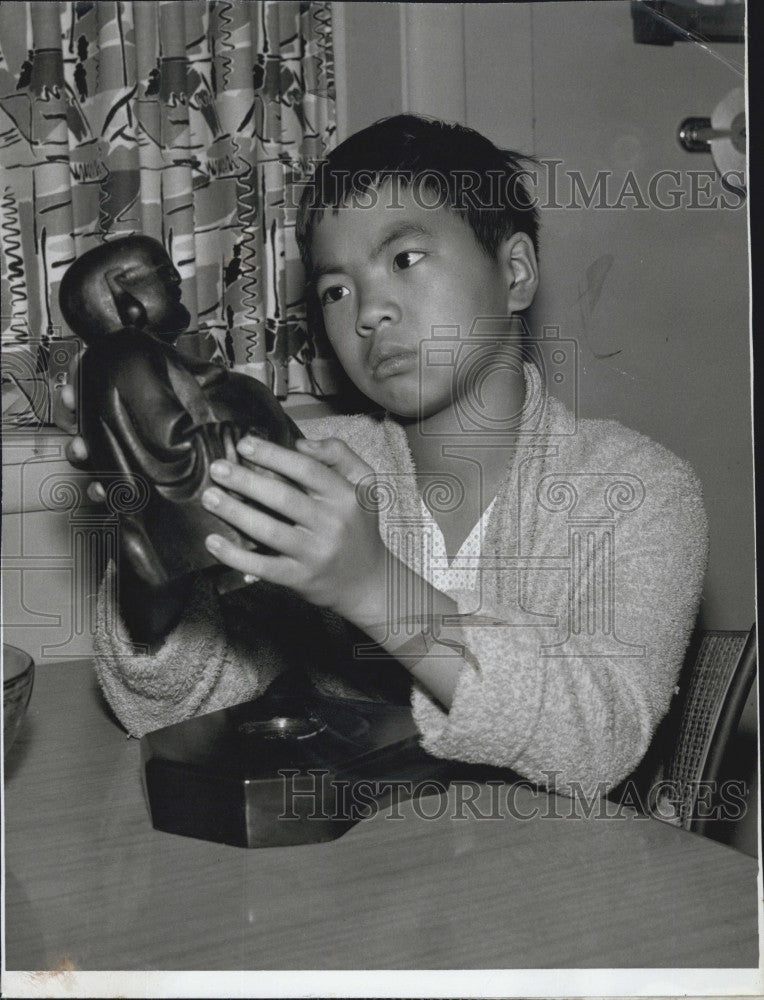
[410,451,708,796]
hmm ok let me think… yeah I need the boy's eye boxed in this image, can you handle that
[393,250,425,271]
[320,284,350,306]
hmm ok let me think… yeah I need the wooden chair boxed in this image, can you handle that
[652,625,757,834]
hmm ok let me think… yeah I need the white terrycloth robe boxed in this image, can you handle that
[94,364,708,794]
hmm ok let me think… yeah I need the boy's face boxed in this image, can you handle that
[310,181,519,420]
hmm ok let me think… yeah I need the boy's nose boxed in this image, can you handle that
[355,288,401,337]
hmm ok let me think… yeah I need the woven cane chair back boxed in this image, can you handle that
[661,626,757,833]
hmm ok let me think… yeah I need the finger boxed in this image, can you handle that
[52,384,78,434]
[204,532,293,587]
[236,436,336,493]
[65,435,91,470]
[69,435,89,461]
[208,458,315,525]
[60,383,76,413]
[87,481,106,504]
[295,436,374,488]
[201,486,304,557]
[52,350,84,433]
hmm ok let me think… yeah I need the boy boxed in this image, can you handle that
[63,115,707,796]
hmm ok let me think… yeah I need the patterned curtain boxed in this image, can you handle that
[0,0,339,430]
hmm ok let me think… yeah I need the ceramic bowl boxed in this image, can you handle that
[3,644,34,756]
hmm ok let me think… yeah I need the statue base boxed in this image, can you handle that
[140,673,456,848]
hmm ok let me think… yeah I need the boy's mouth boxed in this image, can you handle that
[369,345,418,381]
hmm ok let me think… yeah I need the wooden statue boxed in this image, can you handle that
[59,235,302,588]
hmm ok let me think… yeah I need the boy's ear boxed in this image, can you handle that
[498,232,539,313]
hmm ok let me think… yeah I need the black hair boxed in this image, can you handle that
[295,114,539,278]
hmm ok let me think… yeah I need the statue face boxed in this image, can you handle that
[115,244,191,338]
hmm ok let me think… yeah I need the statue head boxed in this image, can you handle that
[59,236,191,345]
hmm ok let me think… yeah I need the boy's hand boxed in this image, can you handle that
[203,436,388,626]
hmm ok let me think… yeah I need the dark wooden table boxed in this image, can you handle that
[4,660,760,973]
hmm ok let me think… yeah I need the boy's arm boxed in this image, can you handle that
[348,568,470,710]
[92,561,289,738]
[406,453,709,796]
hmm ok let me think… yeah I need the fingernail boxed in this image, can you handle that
[202,488,220,508]
[243,573,259,584]
[205,534,222,551]
[210,460,230,478]
[237,438,256,457]
[298,438,318,449]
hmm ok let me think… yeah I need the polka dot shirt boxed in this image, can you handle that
[417,496,498,592]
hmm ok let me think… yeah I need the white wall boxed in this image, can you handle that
[527,2,751,633]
